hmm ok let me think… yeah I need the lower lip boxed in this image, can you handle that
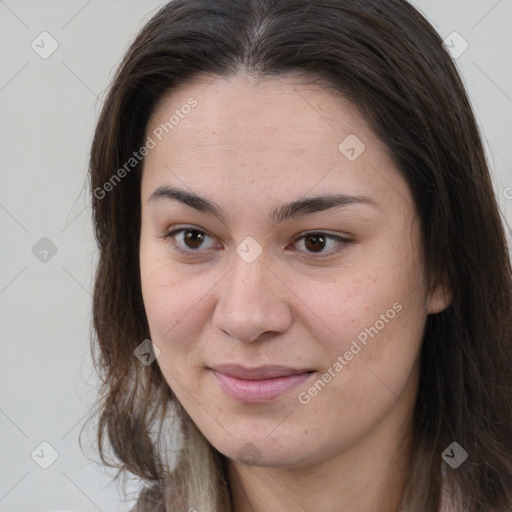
[211,370,315,403]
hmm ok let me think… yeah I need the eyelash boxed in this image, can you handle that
[161,225,352,259]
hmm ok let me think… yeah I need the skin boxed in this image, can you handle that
[139,73,451,512]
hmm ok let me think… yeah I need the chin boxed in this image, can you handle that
[209,431,317,469]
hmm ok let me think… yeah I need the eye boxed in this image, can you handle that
[163,226,220,255]
[290,231,351,258]
[161,226,351,259]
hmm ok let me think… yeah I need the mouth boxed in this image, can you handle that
[208,364,316,403]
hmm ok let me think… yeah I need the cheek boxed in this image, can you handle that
[289,243,427,425]
[139,252,212,397]
[290,246,425,353]
[300,255,426,391]
[139,240,208,351]
[292,273,426,449]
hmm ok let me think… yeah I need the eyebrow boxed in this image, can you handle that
[148,185,379,224]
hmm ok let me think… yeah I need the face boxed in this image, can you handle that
[139,73,449,469]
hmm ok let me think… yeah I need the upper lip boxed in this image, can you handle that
[209,364,314,380]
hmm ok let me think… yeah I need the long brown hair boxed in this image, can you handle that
[86,1,512,510]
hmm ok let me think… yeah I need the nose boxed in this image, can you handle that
[212,254,293,343]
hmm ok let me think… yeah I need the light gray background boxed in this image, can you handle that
[0,1,511,511]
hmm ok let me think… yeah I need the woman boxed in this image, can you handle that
[87,0,512,510]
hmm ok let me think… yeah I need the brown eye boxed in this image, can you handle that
[164,226,220,255]
[293,231,350,257]
[182,229,206,249]
[303,234,327,253]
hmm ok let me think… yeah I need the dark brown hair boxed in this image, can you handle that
[86,1,512,510]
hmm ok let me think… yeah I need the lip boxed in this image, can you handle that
[209,364,316,403]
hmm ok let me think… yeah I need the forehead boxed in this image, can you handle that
[141,73,413,216]
[146,72,369,150]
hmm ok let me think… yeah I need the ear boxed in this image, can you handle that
[426,278,452,315]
